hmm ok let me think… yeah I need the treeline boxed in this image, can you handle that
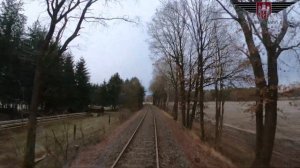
[148,0,247,135]
[0,0,91,118]
[149,0,300,167]
[205,88,256,102]
[90,73,145,110]
[0,0,146,120]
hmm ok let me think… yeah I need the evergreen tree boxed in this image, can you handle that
[42,42,65,113]
[62,54,76,111]
[0,0,26,107]
[74,58,90,111]
[107,73,123,110]
[119,77,145,109]
[20,21,45,106]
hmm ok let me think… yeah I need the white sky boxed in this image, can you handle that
[4,0,300,91]
[22,0,161,92]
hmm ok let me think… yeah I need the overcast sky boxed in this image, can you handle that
[13,0,300,92]
[22,0,161,92]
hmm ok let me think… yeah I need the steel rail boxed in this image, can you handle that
[154,110,160,168]
[110,109,149,168]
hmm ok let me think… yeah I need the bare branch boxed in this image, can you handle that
[55,16,68,44]
[275,10,289,47]
[215,0,238,21]
[57,0,81,22]
[46,0,53,19]
[70,16,138,24]
[59,0,97,54]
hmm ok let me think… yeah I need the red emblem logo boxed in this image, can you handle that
[256,2,272,20]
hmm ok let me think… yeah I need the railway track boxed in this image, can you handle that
[0,112,88,131]
[111,108,159,168]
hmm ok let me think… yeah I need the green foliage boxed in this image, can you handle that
[0,2,91,115]
[119,77,145,109]
[107,73,123,109]
[62,55,76,110]
[90,75,145,110]
[0,0,26,105]
[0,0,145,117]
[74,58,90,111]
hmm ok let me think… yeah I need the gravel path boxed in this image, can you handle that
[71,105,191,168]
[114,108,156,168]
[151,106,190,168]
[71,105,233,168]
[70,110,144,168]
[92,111,144,168]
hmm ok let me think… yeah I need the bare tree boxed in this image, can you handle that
[211,20,245,147]
[149,69,168,108]
[181,0,217,139]
[149,1,250,140]
[148,1,188,126]
[152,58,179,119]
[216,0,300,167]
[23,0,133,167]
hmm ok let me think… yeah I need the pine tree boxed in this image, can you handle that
[119,77,145,109]
[62,54,76,111]
[74,58,90,111]
[19,21,45,106]
[107,73,123,110]
[42,43,65,113]
[0,0,26,109]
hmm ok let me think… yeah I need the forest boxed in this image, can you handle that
[0,0,144,119]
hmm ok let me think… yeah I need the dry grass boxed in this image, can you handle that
[0,110,133,168]
[166,100,300,168]
[204,100,300,141]
[157,106,236,168]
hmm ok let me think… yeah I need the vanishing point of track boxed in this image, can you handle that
[111,107,159,168]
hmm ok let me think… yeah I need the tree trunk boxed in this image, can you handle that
[224,2,280,166]
[186,78,192,127]
[220,96,225,143]
[173,84,178,120]
[199,83,205,140]
[215,80,220,146]
[260,51,278,167]
[189,76,200,129]
[199,62,205,140]
[179,66,186,127]
[23,63,42,168]
[253,88,264,167]
[23,19,55,168]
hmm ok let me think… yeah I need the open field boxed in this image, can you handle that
[168,100,300,140]
[0,110,134,168]
[204,100,300,141]
[203,100,300,167]
[167,100,300,167]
